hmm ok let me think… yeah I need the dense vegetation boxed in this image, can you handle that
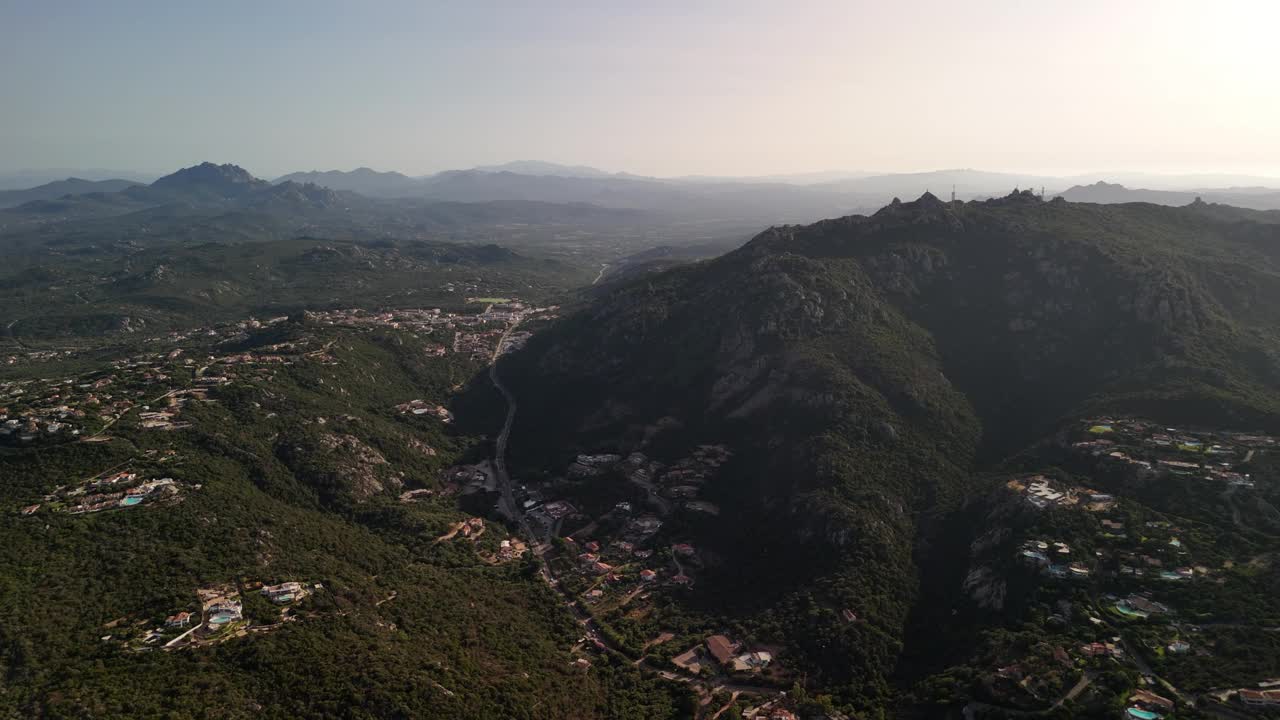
[0,162,695,342]
[7,186,1280,717]
[0,324,694,718]
[502,192,1280,715]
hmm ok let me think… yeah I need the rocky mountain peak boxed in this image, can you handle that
[151,162,267,195]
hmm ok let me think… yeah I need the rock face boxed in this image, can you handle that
[317,433,396,499]
[963,566,1007,611]
[278,431,400,506]
[151,162,269,197]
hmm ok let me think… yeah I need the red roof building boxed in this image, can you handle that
[706,635,736,665]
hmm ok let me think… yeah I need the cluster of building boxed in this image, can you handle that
[523,495,580,536]
[510,447,735,609]
[3,348,77,367]
[672,633,779,677]
[1092,506,1209,585]
[605,446,730,519]
[1080,639,1124,659]
[0,374,110,444]
[1237,686,1280,708]
[1007,474,1115,511]
[1111,593,1170,620]
[493,538,527,563]
[1124,689,1174,719]
[155,580,315,648]
[0,348,224,445]
[433,513,528,564]
[1018,538,1091,579]
[1073,418,1273,489]
[440,464,495,496]
[394,399,453,422]
[979,418,1280,715]
[453,328,507,359]
[26,471,185,516]
[126,585,246,650]
[508,443,798,685]
[1018,507,1209,589]
[3,299,557,452]
[302,302,553,361]
[261,581,307,605]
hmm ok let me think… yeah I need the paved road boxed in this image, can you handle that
[489,322,531,533]
[85,388,181,441]
[4,319,29,349]
[1095,596,1197,708]
[486,318,779,707]
[487,319,612,648]
[1052,671,1095,709]
[670,545,693,586]
[592,264,609,286]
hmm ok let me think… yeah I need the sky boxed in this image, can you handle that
[2,0,1279,179]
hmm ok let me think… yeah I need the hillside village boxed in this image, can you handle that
[5,300,554,656]
[1,301,554,449]
[6,296,1280,719]
[487,443,822,708]
[958,417,1280,718]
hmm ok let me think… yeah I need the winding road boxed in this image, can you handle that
[486,317,779,709]
[488,320,524,529]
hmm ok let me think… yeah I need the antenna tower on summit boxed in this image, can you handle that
[951,185,955,203]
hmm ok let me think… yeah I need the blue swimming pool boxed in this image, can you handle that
[1127,707,1161,720]
[120,496,144,507]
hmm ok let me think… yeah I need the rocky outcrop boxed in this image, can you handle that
[318,433,396,499]
[962,566,1007,610]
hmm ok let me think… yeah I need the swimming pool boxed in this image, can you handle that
[1114,603,1149,619]
[1126,707,1161,720]
[120,496,144,507]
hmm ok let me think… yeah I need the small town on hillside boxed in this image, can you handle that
[1,300,552,449]
[5,301,543,651]
[7,299,1280,718]
[957,417,1280,719]
[427,405,1280,719]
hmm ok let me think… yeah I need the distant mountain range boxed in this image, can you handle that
[0,162,654,251]
[470,160,643,179]
[0,168,156,190]
[273,167,420,196]
[10,162,1280,230]
[1056,181,1280,210]
[0,178,142,208]
[1,162,349,221]
[270,164,1280,211]
[271,165,864,223]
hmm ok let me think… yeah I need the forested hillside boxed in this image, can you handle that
[0,319,691,719]
[499,193,1280,714]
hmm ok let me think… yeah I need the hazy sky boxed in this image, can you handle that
[3,0,1278,178]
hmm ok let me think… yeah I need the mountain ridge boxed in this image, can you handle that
[0,177,141,208]
[496,192,1280,707]
[1057,180,1280,210]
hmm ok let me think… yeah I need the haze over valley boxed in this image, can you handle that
[4,2,1280,719]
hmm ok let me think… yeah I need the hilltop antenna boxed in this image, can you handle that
[951,184,955,204]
